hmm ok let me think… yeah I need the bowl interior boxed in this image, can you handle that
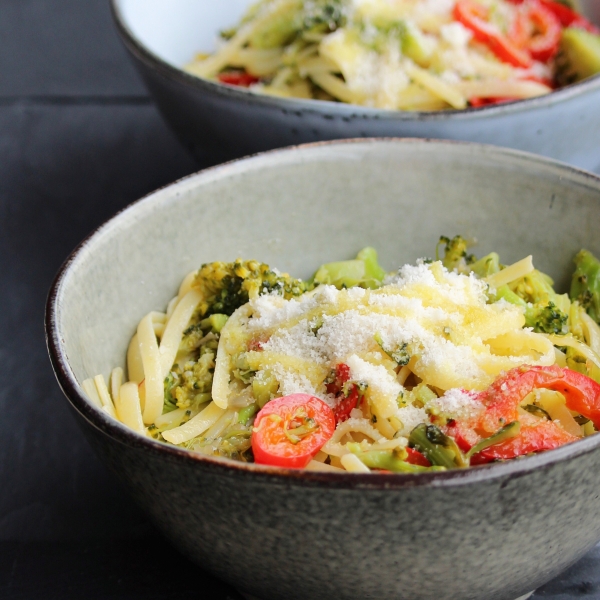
[116,0,254,67]
[52,140,600,422]
[115,0,600,71]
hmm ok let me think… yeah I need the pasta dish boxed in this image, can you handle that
[185,0,600,111]
[83,237,600,473]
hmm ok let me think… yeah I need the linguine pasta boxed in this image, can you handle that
[183,0,600,110]
[84,238,600,472]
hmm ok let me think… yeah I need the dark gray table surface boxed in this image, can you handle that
[1,1,599,598]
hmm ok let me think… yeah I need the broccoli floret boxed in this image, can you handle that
[303,0,346,34]
[509,269,559,305]
[438,235,476,274]
[192,259,308,318]
[168,349,216,411]
[245,0,347,49]
[525,301,568,334]
[570,249,600,324]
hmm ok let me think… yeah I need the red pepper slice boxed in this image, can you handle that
[454,0,533,67]
[217,71,260,87]
[480,364,600,433]
[509,1,562,62]
[446,365,599,462]
[333,385,360,424]
[327,363,363,424]
[469,97,519,107]
[252,394,336,469]
[405,447,432,467]
[475,421,576,460]
[539,0,600,33]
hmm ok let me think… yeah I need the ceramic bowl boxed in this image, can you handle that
[47,139,600,600]
[111,0,600,170]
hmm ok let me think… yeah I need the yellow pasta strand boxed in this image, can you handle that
[93,374,117,419]
[158,288,203,378]
[115,382,146,436]
[138,312,164,424]
[82,378,103,409]
[162,401,225,445]
[341,453,371,473]
[126,333,144,384]
[486,256,534,289]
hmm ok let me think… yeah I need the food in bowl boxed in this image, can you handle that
[185,0,600,110]
[83,235,600,473]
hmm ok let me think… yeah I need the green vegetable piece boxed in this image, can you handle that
[524,301,568,334]
[400,21,432,67]
[302,0,346,34]
[509,268,560,306]
[469,252,501,279]
[252,369,280,408]
[466,421,521,459]
[313,259,366,288]
[438,235,475,274]
[523,404,552,420]
[556,28,600,86]
[238,403,259,425]
[570,249,600,323]
[493,285,527,307]
[193,259,307,319]
[374,333,411,366]
[348,444,445,473]
[409,424,468,469]
[249,7,301,49]
[313,247,386,289]
[207,313,228,333]
[356,247,387,287]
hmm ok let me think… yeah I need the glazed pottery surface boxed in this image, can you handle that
[111,0,600,170]
[47,140,600,600]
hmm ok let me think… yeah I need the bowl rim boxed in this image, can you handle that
[46,137,600,490]
[110,0,600,121]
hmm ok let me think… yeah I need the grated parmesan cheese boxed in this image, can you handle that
[428,388,485,421]
[245,260,550,423]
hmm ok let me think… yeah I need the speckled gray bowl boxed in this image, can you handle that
[47,139,600,600]
[111,0,600,170]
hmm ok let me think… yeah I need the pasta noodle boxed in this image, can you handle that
[82,236,600,473]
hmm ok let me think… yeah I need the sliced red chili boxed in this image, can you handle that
[480,365,600,433]
[538,0,600,33]
[405,447,432,467]
[509,1,562,62]
[474,421,577,460]
[454,0,532,67]
[217,71,260,87]
[333,385,360,424]
[469,97,519,107]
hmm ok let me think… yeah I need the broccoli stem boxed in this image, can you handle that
[312,247,387,289]
[571,249,600,323]
[347,445,445,473]
[238,403,259,425]
[409,424,467,469]
[494,285,526,307]
[466,421,520,459]
[356,247,387,287]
